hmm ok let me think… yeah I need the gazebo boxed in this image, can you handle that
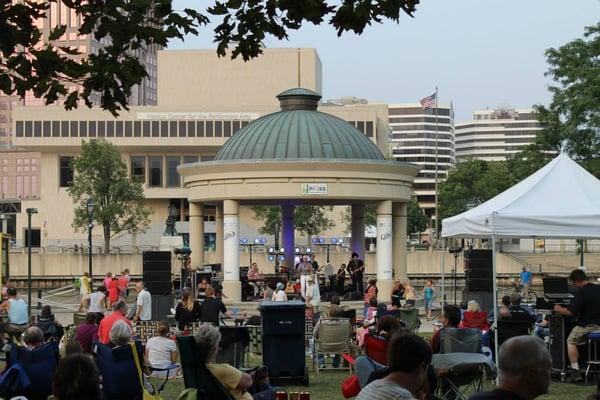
[178,88,420,302]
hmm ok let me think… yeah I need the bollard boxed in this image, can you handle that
[37,289,42,309]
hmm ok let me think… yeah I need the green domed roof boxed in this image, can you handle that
[214,88,385,161]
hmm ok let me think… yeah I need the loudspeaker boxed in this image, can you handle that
[464,249,493,292]
[260,301,307,385]
[143,251,172,295]
[151,294,173,321]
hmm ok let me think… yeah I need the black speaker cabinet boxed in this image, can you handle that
[143,251,172,295]
[151,294,174,321]
[464,249,493,292]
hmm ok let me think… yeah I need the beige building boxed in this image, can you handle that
[455,106,542,162]
[8,48,391,249]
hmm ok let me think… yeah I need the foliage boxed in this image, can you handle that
[340,205,376,234]
[1,0,419,115]
[68,139,152,252]
[251,205,334,238]
[533,21,600,177]
[407,197,428,235]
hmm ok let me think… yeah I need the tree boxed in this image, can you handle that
[68,138,152,253]
[407,197,428,236]
[341,204,376,233]
[1,1,419,115]
[251,205,335,242]
[533,21,600,177]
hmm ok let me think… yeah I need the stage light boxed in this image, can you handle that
[254,238,260,244]
[338,238,344,244]
[294,256,300,264]
[240,237,248,245]
[319,238,325,244]
[268,247,275,253]
[306,247,312,253]
[268,255,275,262]
[312,237,318,244]
[279,248,285,254]
[279,255,285,262]
[331,238,337,244]
[294,247,301,254]
[260,237,267,244]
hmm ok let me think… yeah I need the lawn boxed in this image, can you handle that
[157,368,597,400]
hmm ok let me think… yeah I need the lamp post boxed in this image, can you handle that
[25,208,38,317]
[86,198,95,290]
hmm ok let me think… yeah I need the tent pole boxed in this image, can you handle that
[492,232,500,379]
[441,239,445,308]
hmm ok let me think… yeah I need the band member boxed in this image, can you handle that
[336,264,347,295]
[347,252,365,293]
[297,255,313,299]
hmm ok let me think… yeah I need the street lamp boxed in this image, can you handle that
[86,198,95,290]
[25,207,38,317]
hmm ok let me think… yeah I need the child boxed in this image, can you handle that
[404,280,416,307]
[423,279,435,321]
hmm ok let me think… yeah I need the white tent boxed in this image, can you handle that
[441,153,600,365]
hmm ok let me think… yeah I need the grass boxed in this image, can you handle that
[156,366,598,400]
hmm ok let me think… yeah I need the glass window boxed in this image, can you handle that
[70,121,78,137]
[214,121,222,137]
[241,121,249,128]
[206,121,214,137]
[169,121,177,137]
[42,121,49,137]
[106,121,114,137]
[131,156,145,183]
[61,121,69,137]
[124,121,132,137]
[232,121,241,135]
[366,121,374,137]
[166,156,180,187]
[187,121,195,137]
[52,121,59,137]
[196,121,204,137]
[79,121,87,137]
[142,121,150,137]
[97,121,106,137]
[356,121,365,134]
[183,156,198,164]
[24,228,41,248]
[88,121,96,137]
[115,121,123,137]
[149,156,162,187]
[59,156,73,187]
[224,121,232,137]
[160,121,168,137]
[134,121,141,137]
[151,121,159,137]
[178,121,186,137]
[16,121,24,137]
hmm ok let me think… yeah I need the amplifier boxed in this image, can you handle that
[548,314,576,372]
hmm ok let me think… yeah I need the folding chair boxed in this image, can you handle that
[3,341,59,400]
[244,324,262,367]
[177,335,235,400]
[400,307,420,333]
[496,320,531,347]
[438,328,485,400]
[364,333,388,366]
[313,318,352,377]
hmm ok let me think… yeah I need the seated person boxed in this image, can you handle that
[534,315,550,341]
[377,315,401,340]
[75,312,99,353]
[508,293,536,326]
[357,331,432,400]
[430,304,461,354]
[145,321,180,377]
[194,323,277,400]
[108,319,133,348]
[0,287,29,338]
[327,295,345,318]
[52,353,103,400]
[489,295,512,324]
[460,300,489,331]
[23,326,45,350]
[365,298,379,325]
[35,305,64,342]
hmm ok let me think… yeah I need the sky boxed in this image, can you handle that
[169,1,600,121]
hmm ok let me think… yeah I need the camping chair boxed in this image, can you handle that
[438,328,485,400]
[496,320,531,347]
[400,307,421,333]
[244,324,262,367]
[364,333,388,366]
[218,326,250,369]
[313,318,352,377]
[2,341,59,400]
[94,341,177,399]
[176,335,235,400]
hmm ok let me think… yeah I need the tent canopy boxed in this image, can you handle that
[442,153,600,239]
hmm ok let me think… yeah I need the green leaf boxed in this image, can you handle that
[48,24,67,41]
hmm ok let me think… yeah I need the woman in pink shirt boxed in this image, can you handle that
[103,272,113,291]
[363,278,378,317]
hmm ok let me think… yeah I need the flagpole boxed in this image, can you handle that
[434,86,439,246]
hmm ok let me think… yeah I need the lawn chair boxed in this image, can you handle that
[176,335,235,400]
[2,341,59,400]
[313,318,352,377]
[244,324,262,367]
[400,307,420,333]
[364,333,388,366]
[438,328,485,400]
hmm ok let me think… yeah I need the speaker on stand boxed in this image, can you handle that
[143,251,173,320]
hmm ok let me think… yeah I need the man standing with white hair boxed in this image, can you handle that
[469,336,552,400]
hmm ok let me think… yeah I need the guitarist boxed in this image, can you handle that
[346,252,365,294]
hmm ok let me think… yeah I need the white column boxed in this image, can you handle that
[215,203,224,266]
[376,200,393,301]
[392,202,407,281]
[281,205,294,271]
[351,205,365,259]
[222,199,241,302]
[189,202,204,268]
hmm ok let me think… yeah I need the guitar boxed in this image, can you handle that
[348,260,365,277]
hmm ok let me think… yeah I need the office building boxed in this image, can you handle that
[389,103,455,220]
[455,106,542,161]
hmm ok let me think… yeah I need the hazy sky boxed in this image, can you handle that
[169,1,600,120]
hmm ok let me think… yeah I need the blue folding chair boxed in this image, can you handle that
[4,341,59,400]
[94,341,144,400]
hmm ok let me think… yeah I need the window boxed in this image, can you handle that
[152,121,159,137]
[61,121,69,137]
[131,156,145,183]
[149,156,162,187]
[24,228,41,248]
[187,121,196,137]
[115,121,123,137]
[233,121,241,135]
[206,121,214,137]
[160,121,168,137]
[366,121,374,138]
[42,121,50,137]
[166,156,180,187]
[70,121,78,137]
[142,121,150,137]
[52,121,59,137]
[16,121,23,137]
[134,121,141,137]
[59,156,73,187]
[178,121,186,137]
[196,121,204,137]
[97,121,106,137]
[215,121,222,137]
[183,155,198,164]
[88,121,97,137]
[224,121,232,137]
[106,121,115,137]
[169,121,177,137]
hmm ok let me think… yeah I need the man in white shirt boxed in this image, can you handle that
[133,281,152,322]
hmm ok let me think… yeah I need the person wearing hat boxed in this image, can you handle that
[272,282,288,302]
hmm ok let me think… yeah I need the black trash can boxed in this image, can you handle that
[259,300,308,385]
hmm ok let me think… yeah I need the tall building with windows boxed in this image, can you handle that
[6,48,391,247]
[389,103,455,220]
[455,106,542,162]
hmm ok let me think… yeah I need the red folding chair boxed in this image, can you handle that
[364,334,388,366]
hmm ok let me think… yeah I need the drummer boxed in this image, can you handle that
[247,262,263,297]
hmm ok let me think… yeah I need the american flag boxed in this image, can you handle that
[419,92,436,109]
